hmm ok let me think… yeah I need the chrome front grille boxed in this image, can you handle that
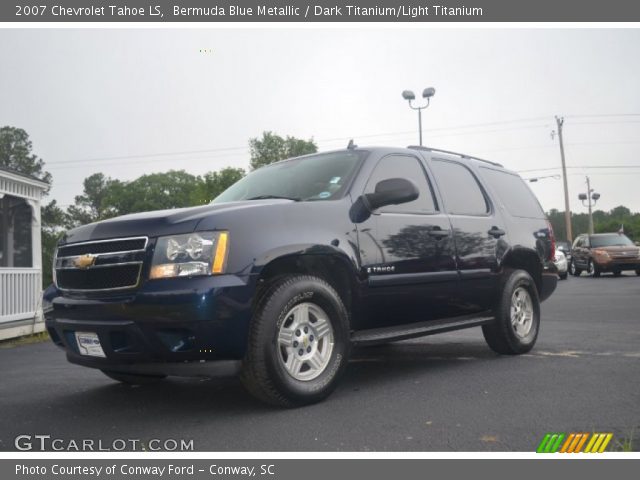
[54,236,148,292]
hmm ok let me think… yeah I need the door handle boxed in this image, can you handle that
[428,228,450,239]
[488,226,506,238]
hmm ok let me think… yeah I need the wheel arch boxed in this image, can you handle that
[254,251,361,328]
[500,247,543,294]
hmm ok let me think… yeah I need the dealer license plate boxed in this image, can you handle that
[75,332,106,357]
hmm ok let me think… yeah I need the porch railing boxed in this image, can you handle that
[0,268,42,324]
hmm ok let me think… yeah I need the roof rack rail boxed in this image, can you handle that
[408,145,503,167]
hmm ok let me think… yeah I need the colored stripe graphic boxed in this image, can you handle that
[584,433,613,453]
[537,433,565,453]
[538,433,613,453]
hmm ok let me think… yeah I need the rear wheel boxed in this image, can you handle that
[559,272,568,280]
[569,260,582,277]
[101,370,166,385]
[483,270,540,355]
[240,275,350,407]
[636,269,640,276]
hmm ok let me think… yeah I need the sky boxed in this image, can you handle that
[1,27,639,214]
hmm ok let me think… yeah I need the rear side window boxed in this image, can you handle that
[431,159,489,215]
[480,167,545,219]
[364,154,437,214]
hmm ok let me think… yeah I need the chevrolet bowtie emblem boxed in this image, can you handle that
[73,254,97,269]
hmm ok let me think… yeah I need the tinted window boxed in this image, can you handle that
[213,151,364,203]
[480,167,544,219]
[431,160,488,215]
[364,155,436,214]
[590,234,634,247]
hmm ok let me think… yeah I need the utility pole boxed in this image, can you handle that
[555,116,573,242]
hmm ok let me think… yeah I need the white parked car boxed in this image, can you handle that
[554,250,568,280]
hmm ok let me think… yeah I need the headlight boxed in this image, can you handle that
[593,249,609,257]
[149,231,229,280]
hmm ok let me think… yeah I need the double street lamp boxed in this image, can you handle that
[578,176,600,235]
[402,87,436,146]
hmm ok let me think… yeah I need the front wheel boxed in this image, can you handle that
[559,272,568,280]
[482,270,540,355]
[240,275,350,407]
[569,260,582,277]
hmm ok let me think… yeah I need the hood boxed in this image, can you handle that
[60,199,294,245]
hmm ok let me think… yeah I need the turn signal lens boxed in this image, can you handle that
[212,231,229,274]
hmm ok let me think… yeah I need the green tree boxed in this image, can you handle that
[547,206,640,242]
[249,131,317,170]
[191,167,245,205]
[65,173,122,227]
[104,170,199,215]
[0,126,51,185]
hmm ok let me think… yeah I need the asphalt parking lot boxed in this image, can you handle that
[1,273,638,452]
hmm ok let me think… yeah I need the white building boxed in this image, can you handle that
[0,166,49,340]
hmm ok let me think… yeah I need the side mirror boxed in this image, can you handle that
[366,178,419,211]
[349,178,419,223]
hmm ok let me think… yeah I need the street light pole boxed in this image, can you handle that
[586,176,594,235]
[578,176,600,235]
[555,116,573,242]
[402,87,436,146]
[417,107,423,146]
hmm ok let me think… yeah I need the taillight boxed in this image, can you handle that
[546,219,556,261]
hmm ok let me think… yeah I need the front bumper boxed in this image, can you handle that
[593,257,640,272]
[44,274,257,375]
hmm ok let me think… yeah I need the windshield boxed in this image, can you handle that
[212,151,365,204]
[590,234,634,247]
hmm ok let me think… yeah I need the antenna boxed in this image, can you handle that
[347,139,357,150]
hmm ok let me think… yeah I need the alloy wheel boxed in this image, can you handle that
[510,287,534,339]
[277,302,335,381]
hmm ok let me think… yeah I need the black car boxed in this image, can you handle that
[44,146,557,407]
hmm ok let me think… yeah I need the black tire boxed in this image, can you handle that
[101,370,166,385]
[569,260,582,277]
[613,269,622,277]
[559,272,568,280]
[240,275,350,407]
[588,260,601,277]
[636,269,640,276]
[482,269,540,355]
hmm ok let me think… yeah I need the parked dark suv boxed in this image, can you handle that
[569,233,640,277]
[44,146,557,406]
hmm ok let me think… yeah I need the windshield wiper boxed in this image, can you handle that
[247,195,301,201]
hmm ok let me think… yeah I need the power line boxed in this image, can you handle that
[565,113,640,118]
[518,165,640,173]
[43,115,640,169]
[46,117,553,168]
